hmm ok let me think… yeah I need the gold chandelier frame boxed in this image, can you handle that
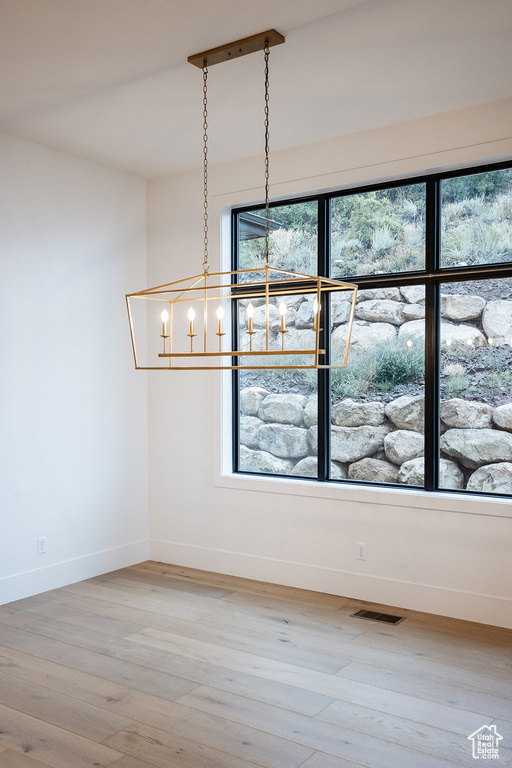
[126,266,357,370]
[127,30,357,372]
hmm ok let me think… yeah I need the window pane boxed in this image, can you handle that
[237,201,318,283]
[237,292,318,478]
[441,168,512,268]
[439,277,512,494]
[330,286,425,486]
[331,184,426,278]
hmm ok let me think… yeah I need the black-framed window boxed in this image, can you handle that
[232,161,512,497]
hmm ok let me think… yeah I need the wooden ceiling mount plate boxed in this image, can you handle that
[187,29,285,68]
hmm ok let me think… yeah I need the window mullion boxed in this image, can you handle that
[424,178,440,491]
[317,196,329,482]
[231,210,240,472]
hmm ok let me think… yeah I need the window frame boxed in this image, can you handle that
[231,159,512,498]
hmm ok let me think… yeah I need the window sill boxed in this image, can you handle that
[214,471,512,519]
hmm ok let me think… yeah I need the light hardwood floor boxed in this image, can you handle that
[0,562,511,768]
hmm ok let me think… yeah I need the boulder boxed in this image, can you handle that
[493,403,512,432]
[295,299,317,329]
[289,456,318,477]
[281,328,317,351]
[303,395,318,428]
[239,445,294,475]
[440,399,493,429]
[250,301,297,330]
[332,294,352,325]
[482,300,512,346]
[258,393,307,425]
[402,303,425,321]
[439,458,465,490]
[398,457,424,485]
[466,462,512,493]
[278,294,303,310]
[330,424,391,463]
[355,299,406,325]
[240,386,270,415]
[239,330,280,353]
[400,286,425,305]
[282,306,297,327]
[239,297,266,307]
[398,456,463,488]
[385,395,424,432]
[398,320,485,352]
[440,428,512,469]
[384,430,424,465]
[348,458,399,483]
[290,456,347,479]
[239,415,264,448]
[356,287,401,303]
[398,319,425,344]
[331,321,396,358]
[258,423,309,458]
[440,293,486,321]
[295,298,315,329]
[252,303,281,330]
[331,398,385,427]
[440,321,485,353]
[308,425,319,454]
[331,461,348,480]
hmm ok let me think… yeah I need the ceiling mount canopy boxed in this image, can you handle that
[187,29,285,68]
[126,30,357,371]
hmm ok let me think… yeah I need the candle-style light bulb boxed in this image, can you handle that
[247,302,255,334]
[216,305,224,335]
[279,302,287,332]
[161,309,169,336]
[187,307,195,336]
[160,308,169,354]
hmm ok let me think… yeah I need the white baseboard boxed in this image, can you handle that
[149,539,512,630]
[0,539,149,606]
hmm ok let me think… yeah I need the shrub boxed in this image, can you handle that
[371,225,396,254]
[443,372,470,397]
[401,199,420,221]
[332,338,424,399]
[347,192,402,249]
[443,221,512,265]
[403,224,424,248]
[496,194,512,221]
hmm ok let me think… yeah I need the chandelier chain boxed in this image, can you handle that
[202,61,209,274]
[264,42,270,269]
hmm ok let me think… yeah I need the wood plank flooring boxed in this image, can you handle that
[0,562,511,768]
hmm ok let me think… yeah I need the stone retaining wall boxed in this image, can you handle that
[238,286,512,493]
[238,285,512,355]
[239,388,512,492]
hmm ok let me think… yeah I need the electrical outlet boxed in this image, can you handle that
[37,537,47,555]
[356,542,367,561]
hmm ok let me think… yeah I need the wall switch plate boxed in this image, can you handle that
[37,537,47,555]
[356,542,367,561]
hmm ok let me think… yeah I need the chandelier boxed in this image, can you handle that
[126,30,357,370]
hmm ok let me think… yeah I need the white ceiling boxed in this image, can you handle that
[1,0,512,177]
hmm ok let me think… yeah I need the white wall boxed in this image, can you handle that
[0,132,149,603]
[148,98,512,629]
